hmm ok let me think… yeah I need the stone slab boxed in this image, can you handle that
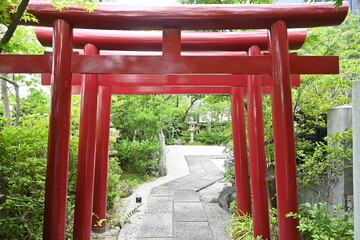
[138,238,173,240]
[138,213,172,238]
[201,174,223,181]
[176,185,199,191]
[184,179,215,190]
[159,181,185,189]
[174,190,200,202]
[150,187,174,196]
[146,196,173,213]
[172,175,202,183]
[174,222,213,240]
[174,202,207,222]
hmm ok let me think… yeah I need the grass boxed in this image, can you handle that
[120,173,156,188]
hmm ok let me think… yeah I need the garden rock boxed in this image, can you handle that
[218,186,235,213]
[173,138,184,145]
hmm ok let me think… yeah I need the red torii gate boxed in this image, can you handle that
[0,2,348,240]
[36,28,304,239]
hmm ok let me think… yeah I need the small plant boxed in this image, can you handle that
[228,212,256,240]
[119,204,143,228]
[287,202,354,240]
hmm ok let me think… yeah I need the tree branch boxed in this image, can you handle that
[0,0,30,54]
[0,76,19,88]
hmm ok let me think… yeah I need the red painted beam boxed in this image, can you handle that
[0,54,338,74]
[22,2,348,30]
[41,74,300,87]
[0,54,51,73]
[68,85,276,95]
[70,55,339,74]
[34,27,307,51]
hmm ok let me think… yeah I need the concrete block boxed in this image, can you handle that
[174,202,207,221]
[138,213,172,238]
[174,190,200,202]
[146,196,173,213]
[159,181,185,189]
[185,179,214,190]
[150,187,174,196]
[174,222,213,240]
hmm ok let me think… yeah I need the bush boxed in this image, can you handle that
[116,139,161,174]
[0,116,48,239]
[287,202,354,240]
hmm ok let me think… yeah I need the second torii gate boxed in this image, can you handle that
[0,2,348,240]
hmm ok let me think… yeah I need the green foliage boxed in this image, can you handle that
[49,0,98,11]
[120,173,155,189]
[193,95,232,144]
[228,212,257,240]
[287,202,354,240]
[228,206,278,240]
[0,93,123,239]
[116,139,161,174]
[297,127,353,188]
[0,115,48,239]
[107,157,123,211]
[223,165,235,185]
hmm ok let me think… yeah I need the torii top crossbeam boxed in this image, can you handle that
[35,28,307,51]
[25,1,347,30]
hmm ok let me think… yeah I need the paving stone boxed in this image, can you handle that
[138,213,172,238]
[176,185,199,191]
[150,187,174,196]
[174,202,207,221]
[172,175,202,183]
[174,190,199,202]
[201,174,223,181]
[174,222,213,240]
[184,179,215,190]
[189,170,207,175]
[138,238,173,240]
[146,196,173,213]
[159,181,184,189]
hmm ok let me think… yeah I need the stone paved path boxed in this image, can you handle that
[137,155,224,240]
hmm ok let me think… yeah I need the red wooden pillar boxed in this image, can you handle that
[247,46,270,239]
[230,87,251,215]
[73,44,99,239]
[43,19,73,240]
[92,86,112,232]
[269,21,300,240]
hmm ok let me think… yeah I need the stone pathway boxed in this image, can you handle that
[137,155,225,240]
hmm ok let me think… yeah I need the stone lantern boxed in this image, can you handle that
[187,117,197,143]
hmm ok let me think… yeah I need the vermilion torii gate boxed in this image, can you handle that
[36,27,305,239]
[0,2,348,240]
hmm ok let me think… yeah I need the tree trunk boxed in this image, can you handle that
[0,75,21,126]
[1,76,11,126]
